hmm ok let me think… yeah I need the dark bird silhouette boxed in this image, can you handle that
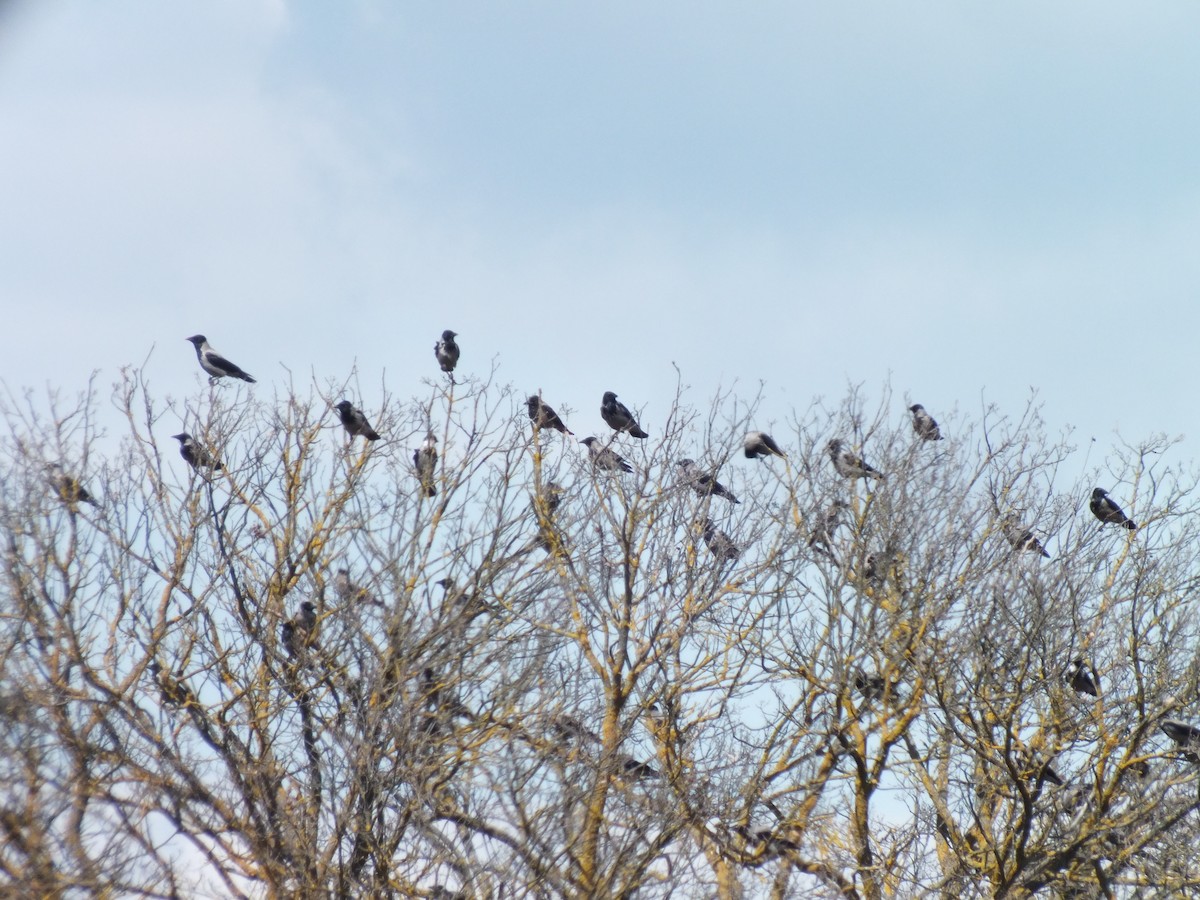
[1064,658,1099,697]
[855,672,887,703]
[149,661,194,708]
[618,756,660,780]
[581,436,632,473]
[601,391,648,439]
[294,600,318,644]
[909,404,942,441]
[185,335,255,383]
[334,401,381,441]
[47,463,100,508]
[435,330,460,375]
[701,517,740,561]
[1161,719,1200,762]
[527,395,573,435]
[414,434,438,497]
[827,439,885,481]
[1090,488,1136,530]
[172,433,221,470]
[677,459,739,504]
[280,620,299,658]
[743,431,786,459]
[1001,514,1050,558]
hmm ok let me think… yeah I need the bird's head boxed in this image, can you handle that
[676,458,695,468]
[580,437,597,447]
[909,404,924,413]
[334,400,353,413]
[442,330,458,340]
[185,335,206,346]
[602,391,617,402]
[171,433,191,443]
[826,439,843,453]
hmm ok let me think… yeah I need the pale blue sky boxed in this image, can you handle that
[1,1,1197,453]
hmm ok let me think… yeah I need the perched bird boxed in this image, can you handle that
[1090,488,1136,531]
[854,671,887,703]
[335,568,377,605]
[550,714,601,747]
[677,459,739,504]
[744,431,786,460]
[435,330,460,375]
[1064,658,1099,697]
[47,463,100,508]
[601,392,648,439]
[172,433,222,471]
[294,600,319,646]
[618,756,660,780]
[1160,719,1200,762]
[1001,514,1051,558]
[808,499,849,552]
[414,434,438,497]
[149,661,194,708]
[701,517,740,561]
[185,335,255,383]
[909,404,942,441]
[527,395,573,435]
[280,620,299,658]
[334,400,381,441]
[827,439,885,481]
[581,436,633,473]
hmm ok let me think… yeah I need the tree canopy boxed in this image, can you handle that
[2,365,1198,899]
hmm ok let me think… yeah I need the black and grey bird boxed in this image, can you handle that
[334,400,381,441]
[909,404,942,441]
[743,431,786,460]
[414,434,438,497]
[172,433,221,470]
[185,335,255,383]
[149,661,194,708]
[854,671,888,703]
[335,568,377,606]
[435,330,460,374]
[1161,719,1200,762]
[581,436,633,473]
[527,395,573,435]
[47,463,100,508]
[1090,488,1136,531]
[294,600,319,646]
[280,620,299,658]
[701,517,740,561]
[1001,514,1051,558]
[827,439,885,481]
[677,459,739,504]
[1064,658,1099,697]
[601,391,648,439]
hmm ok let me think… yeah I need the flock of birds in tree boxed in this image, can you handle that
[45,331,1199,768]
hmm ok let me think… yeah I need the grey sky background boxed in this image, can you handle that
[2,2,1197,465]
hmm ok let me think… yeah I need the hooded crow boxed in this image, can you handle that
[527,395,573,435]
[909,404,942,441]
[185,335,255,383]
[334,400,381,441]
[414,434,438,497]
[744,431,786,459]
[827,439,885,481]
[172,433,222,470]
[581,436,633,473]
[601,391,648,438]
[1090,488,1136,530]
[677,459,739,504]
[435,330,460,374]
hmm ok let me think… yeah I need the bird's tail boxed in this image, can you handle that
[629,426,649,439]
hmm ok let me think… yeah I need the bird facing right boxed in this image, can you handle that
[1090,488,1136,530]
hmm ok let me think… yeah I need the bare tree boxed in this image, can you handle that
[2,371,1198,898]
